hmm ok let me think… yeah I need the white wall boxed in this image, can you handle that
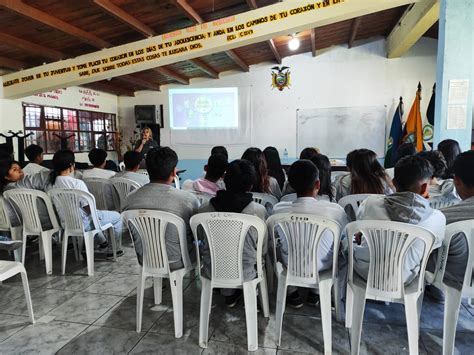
[118,37,438,160]
[0,86,118,162]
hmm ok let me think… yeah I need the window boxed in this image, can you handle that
[23,103,117,154]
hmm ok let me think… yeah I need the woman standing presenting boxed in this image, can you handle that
[134,127,159,157]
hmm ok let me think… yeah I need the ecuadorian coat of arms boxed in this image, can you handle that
[271,66,291,91]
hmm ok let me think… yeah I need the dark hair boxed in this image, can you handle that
[146,147,178,181]
[288,160,319,196]
[394,156,433,191]
[88,148,107,167]
[0,157,18,192]
[205,154,228,181]
[123,151,142,170]
[453,151,474,188]
[310,154,334,201]
[417,150,447,179]
[299,147,319,160]
[211,146,228,159]
[395,143,417,164]
[24,144,43,163]
[348,149,391,194]
[49,149,75,185]
[0,143,14,159]
[241,147,270,193]
[224,159,256,193]
[438,139,462,179]
[263,147,285,190]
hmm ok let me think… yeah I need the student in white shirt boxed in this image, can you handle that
[273,160,348,308]
[83,148,116,210]
[23,144,49,176]
[182,153,227,196]
[355,156,446,283]
[113,151,149,186]
[48,149,123,257]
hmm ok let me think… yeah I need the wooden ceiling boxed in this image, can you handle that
[0,0,439,96]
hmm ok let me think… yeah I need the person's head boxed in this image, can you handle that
[0,157,23,191]
[263,147,282,170]
[204,154,228,182]
[123,151,142,172]
[88,148,107,168]
[0,143,14,159]
[142,127,153,141]
[211,146,228,159]
[348,149,390,194]
[49,149,75,185]
[299,147,319,160]
[452,151,474,200]
[241,147,269,193]
[24,144,44,164]
[288,160,320,197]
[393,156,433,196]
[310,153,333,200]
[395,142,417,164]
[223,159,257,193]
[438,139,462,179]
[417,150,447,180]
[146,147,178,184]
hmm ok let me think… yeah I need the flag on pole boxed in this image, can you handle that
[384,97,404,168]
[402,82,424,152]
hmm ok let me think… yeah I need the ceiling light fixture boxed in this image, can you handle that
[288,34,300,51]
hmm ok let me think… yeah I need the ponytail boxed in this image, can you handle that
[50,150,75,185]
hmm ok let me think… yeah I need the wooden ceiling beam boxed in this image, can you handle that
[0,0,110,49]
[246,0,258,9]
[154,67,189,85]
[0,56,28,70]
[310,28,316,57]
[348,17,362,48]
[82,81,135,96]
[92,0,155,37]
[116,75,161,91]
[226,50,249,72]
[189,58,219,79]
[0,32,63,60]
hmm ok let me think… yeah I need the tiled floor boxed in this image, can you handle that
[1,236,473,355]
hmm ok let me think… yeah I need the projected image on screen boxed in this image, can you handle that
[169,87,239,130]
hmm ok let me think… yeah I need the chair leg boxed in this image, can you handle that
[21,232,27,265]
[169,272,184,338]
[72,236,80,261]
[20,268,35,324]
[404,292,422,355]
[41,232,53,275]
[349,284,367,355]
[199,277,212,349]
[275,274,288,346]
[443,286,462,355]
[345,285,354,328]
[136,271,145,333]
[38,233,44,261]
[243,281,259,352]
[319,279,333,355]
[153,277,162,305]
[259,271,270,318]
[61,233,69,275]
[84,234,95,277]
[108,229,117,261]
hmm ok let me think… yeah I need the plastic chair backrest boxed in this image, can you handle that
[252,192,279,208]
[111,178,141,210]
[0,196,11,231]
[83,178,116,211]
[267,213,342,283]
[119,162,125,171]
[48,189,101,235]
[280,193,297,203]
[4,189,59,234]
[122,210,192,273]
[190,212,266,287]
[346,220,435,299]
[338,194,375,216]
[429,198,458,210]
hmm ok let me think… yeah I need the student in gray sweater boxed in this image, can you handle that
[122,147,199,270]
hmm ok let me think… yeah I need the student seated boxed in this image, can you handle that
[198,159,267,307]
[310,154,336,202]
[211,145,228,159]
[335,149,394,201]
[263,147,286,191]
[427,151,474,293]
[122,147,199,269]
[272,160,348,308]
[242,147,281,199]
[299,147,320,160]
[385,142,417,179]
[438,139,461,179]
[47,150,123,257]
[23,144,49,176]
[182,154,227,196]
[354,156,446,283]
[113,151,149,186]
[83,148,116,179]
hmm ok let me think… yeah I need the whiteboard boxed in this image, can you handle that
[296,106,386,158]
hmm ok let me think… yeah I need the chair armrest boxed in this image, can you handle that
[100,223,113,231]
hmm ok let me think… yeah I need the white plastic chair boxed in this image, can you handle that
[252,192,279,213]
[280,193,297,203]
[48,189,118,276]
[111,178,141,211]
[119,162,125,171]
[83,177,118,211]
[345,220,436,355]
[425,220,474,355]
[338,194,376,220]
[0,260,35,323]
[267,213,342,354]
[122,210,194,337]
[0,196,22,261]
[4,189,61,275]
[190,212,270,352]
